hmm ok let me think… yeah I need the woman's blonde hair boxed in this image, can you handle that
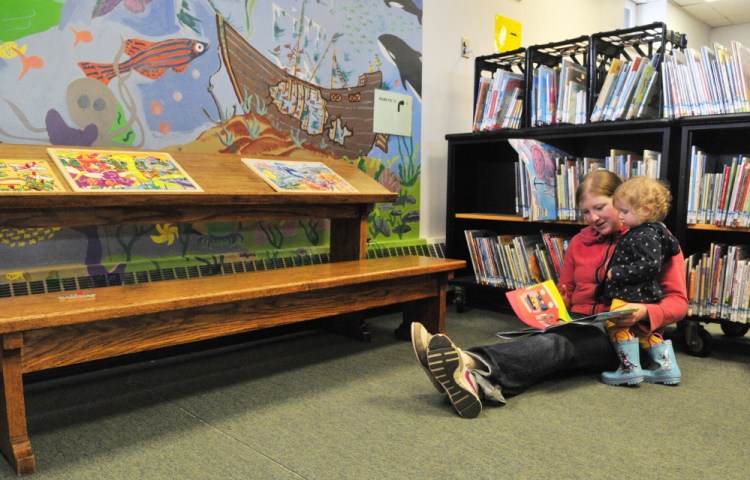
[612,176,671,222]
[575,170,622,206]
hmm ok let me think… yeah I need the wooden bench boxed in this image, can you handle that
[0,255,464,475]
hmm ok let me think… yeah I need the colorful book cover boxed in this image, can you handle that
[502,279,637,335]
[47,148,203,192]
[0,158,65,192]
[509,139,571,221]
[505,280,572,329]
[243,158,358,193]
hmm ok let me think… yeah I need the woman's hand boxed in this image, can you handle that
[610,303,648,327]
[558,283,572,309]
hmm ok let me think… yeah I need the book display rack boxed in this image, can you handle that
[527,35,590,127]
[473,47,527,108]
[590,22,687,122]
[472,48,527,132]
[472,23,686,130]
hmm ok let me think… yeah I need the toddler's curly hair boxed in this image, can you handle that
[612,176,671,223]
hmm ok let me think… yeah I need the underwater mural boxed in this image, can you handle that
[0,0,424,286]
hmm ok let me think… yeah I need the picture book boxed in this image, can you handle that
[0,158,65,192]
[498,280,637,338]
[243,158,358,193]
[47,148,203,192]
[508,139,571,221]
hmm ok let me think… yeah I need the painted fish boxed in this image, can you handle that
[383,0,422,25]
[0,41,26,59]
[13,47,44,80]
[78,38,208,85]
[378,34,422,100]
[92,0,153,17]
[70,27,94,46]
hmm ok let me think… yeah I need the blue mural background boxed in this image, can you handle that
[0,0,424,282]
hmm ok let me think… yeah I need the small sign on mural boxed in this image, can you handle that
[373,89,412,137]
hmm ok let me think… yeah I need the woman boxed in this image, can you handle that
[412,170,688,418]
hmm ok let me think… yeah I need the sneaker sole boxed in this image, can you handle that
[427,335,481,419]
[602,375,644,386]
[644,377,681,385]
[410,322,445,394]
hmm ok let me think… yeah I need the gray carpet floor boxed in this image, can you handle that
[4,308,749,479]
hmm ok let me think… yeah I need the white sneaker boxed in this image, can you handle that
[427,334,482,418]
[410,322,445,393]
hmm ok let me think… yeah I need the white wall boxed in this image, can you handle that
[421,0,625,243]
[665,1,711,47]
[711,24,750,47]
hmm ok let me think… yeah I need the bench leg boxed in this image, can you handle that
[0,334,35,476]
[396,275,448,340]
[323,313,372,343]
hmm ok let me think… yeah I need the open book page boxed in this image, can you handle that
[504,280,571,329]
[499,280,637,338]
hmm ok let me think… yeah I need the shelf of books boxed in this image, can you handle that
[677,114,750,330]
[589,22,686,123]
[472,48,527,132]
[527,35,590,127]
[470,23,750,135]
[662,40,750,119]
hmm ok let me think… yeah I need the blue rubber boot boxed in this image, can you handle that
[601,338,644,386]
[643,340,681,385]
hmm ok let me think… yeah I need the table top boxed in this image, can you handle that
[0,144,397,228]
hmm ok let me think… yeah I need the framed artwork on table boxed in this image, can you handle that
[47,148,203,192]
[243,158,357,193]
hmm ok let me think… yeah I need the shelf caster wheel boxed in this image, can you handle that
[453,286,466,313]
[455,299,465,313]
[720,321,750,337]
[684,324,713,357]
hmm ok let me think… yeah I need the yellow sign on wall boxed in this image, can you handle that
[495,14,522,52]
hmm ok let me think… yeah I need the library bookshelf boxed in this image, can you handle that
[674,113,750,354]
[445,118,676,274]
[446,114,750,355]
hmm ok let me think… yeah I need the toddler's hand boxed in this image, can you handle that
[611,303,648,327]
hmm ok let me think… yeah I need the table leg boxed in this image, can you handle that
[0,334,35,476]
[397,274,448,340]
[329,213,369,262]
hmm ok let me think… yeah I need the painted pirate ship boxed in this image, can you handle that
[216,12,383,159]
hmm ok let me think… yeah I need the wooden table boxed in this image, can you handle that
[0,144,422,474]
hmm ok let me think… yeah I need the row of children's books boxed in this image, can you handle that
[471,38,750,131]
[530,58,588,127]
[464,230,569,289]
[510,139,662,221]
[472,69,524,131]
[685,243,750,323]
[686,147,750,226]
[590,54,661,122]
[662,41,750,119]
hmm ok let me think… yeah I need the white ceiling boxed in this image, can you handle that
[670,0,750,27]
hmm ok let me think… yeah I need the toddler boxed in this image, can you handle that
[602,176,682,386]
